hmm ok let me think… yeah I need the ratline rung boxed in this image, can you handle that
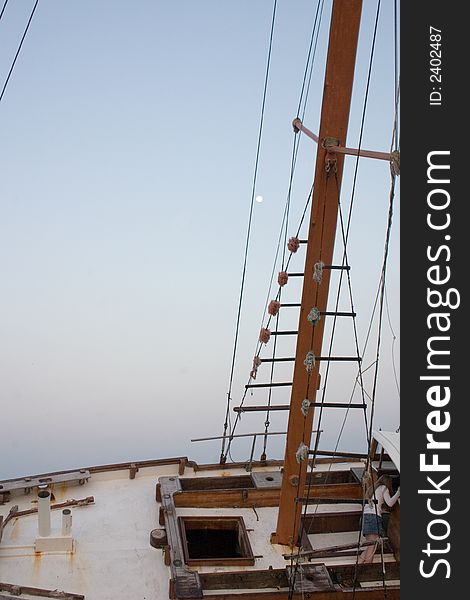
[317,356,362,362]
[308,449,368,459]
[295,497,363,505]
[311,402,367,409]
[245,382,292,389]
[260,355,361,362]
[260,357,295,363]
[271,331,298,336]
[233,404,289,413]
[233,402,366,413]
[277,306,356,317]
[323,265,351,271]
[286,272,304,277]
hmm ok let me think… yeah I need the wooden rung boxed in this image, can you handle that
[286,272,304,277]
[280,303,301,307]
[260,357,295,363]
[245,382,292,389]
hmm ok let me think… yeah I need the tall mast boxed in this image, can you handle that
[272,0,363,547]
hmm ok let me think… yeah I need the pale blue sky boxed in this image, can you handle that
[0,0,399,479]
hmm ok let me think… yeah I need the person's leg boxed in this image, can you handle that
[359,534,378,564]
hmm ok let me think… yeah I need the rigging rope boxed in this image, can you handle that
[365,173,396,467]
[223,185,313,462]
[385,286,400,398]
[220,0,278,462]
[0,0,10,22]
[223,0,325,464]
[0,0,40,105]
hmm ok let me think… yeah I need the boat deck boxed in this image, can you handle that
[0,458,398,600]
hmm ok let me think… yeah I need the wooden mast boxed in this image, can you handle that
[272,0,363,547]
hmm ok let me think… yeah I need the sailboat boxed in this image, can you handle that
[0,1,400,598]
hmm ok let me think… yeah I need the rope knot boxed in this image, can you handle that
[259,328,271,344]
[301,399,311,417]
[295,442,309,464]
[307,306,321,326]
[303,351,315,374]
[287,237,300,253]
[313,261,324,284]
[250,356,262,380]
[277,271,288,287]
[390,150,400,176]
[268,300,281,316]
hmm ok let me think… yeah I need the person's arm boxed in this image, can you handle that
[383,486,400,508]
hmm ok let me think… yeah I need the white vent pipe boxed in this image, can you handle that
[38,489,51,537]
[62,508,72,536]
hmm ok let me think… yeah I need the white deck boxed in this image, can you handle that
[0,460,368,600]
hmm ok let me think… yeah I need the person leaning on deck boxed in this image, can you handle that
[359,474,400,564]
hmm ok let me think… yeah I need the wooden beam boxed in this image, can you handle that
[193,588,399,600]
[158,477,203,599]
[330,561,400,583]
[3,496,94,519]
[0,470,90,493]
[168,483,361,509]
[196,565,400,600]
[0,582,84,599]
[156,472,362,508]
[273,0,363,546]
[293,117,396,162]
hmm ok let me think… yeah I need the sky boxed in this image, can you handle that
[0,0,400,480]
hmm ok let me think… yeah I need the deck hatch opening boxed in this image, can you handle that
[178,516,255,566]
